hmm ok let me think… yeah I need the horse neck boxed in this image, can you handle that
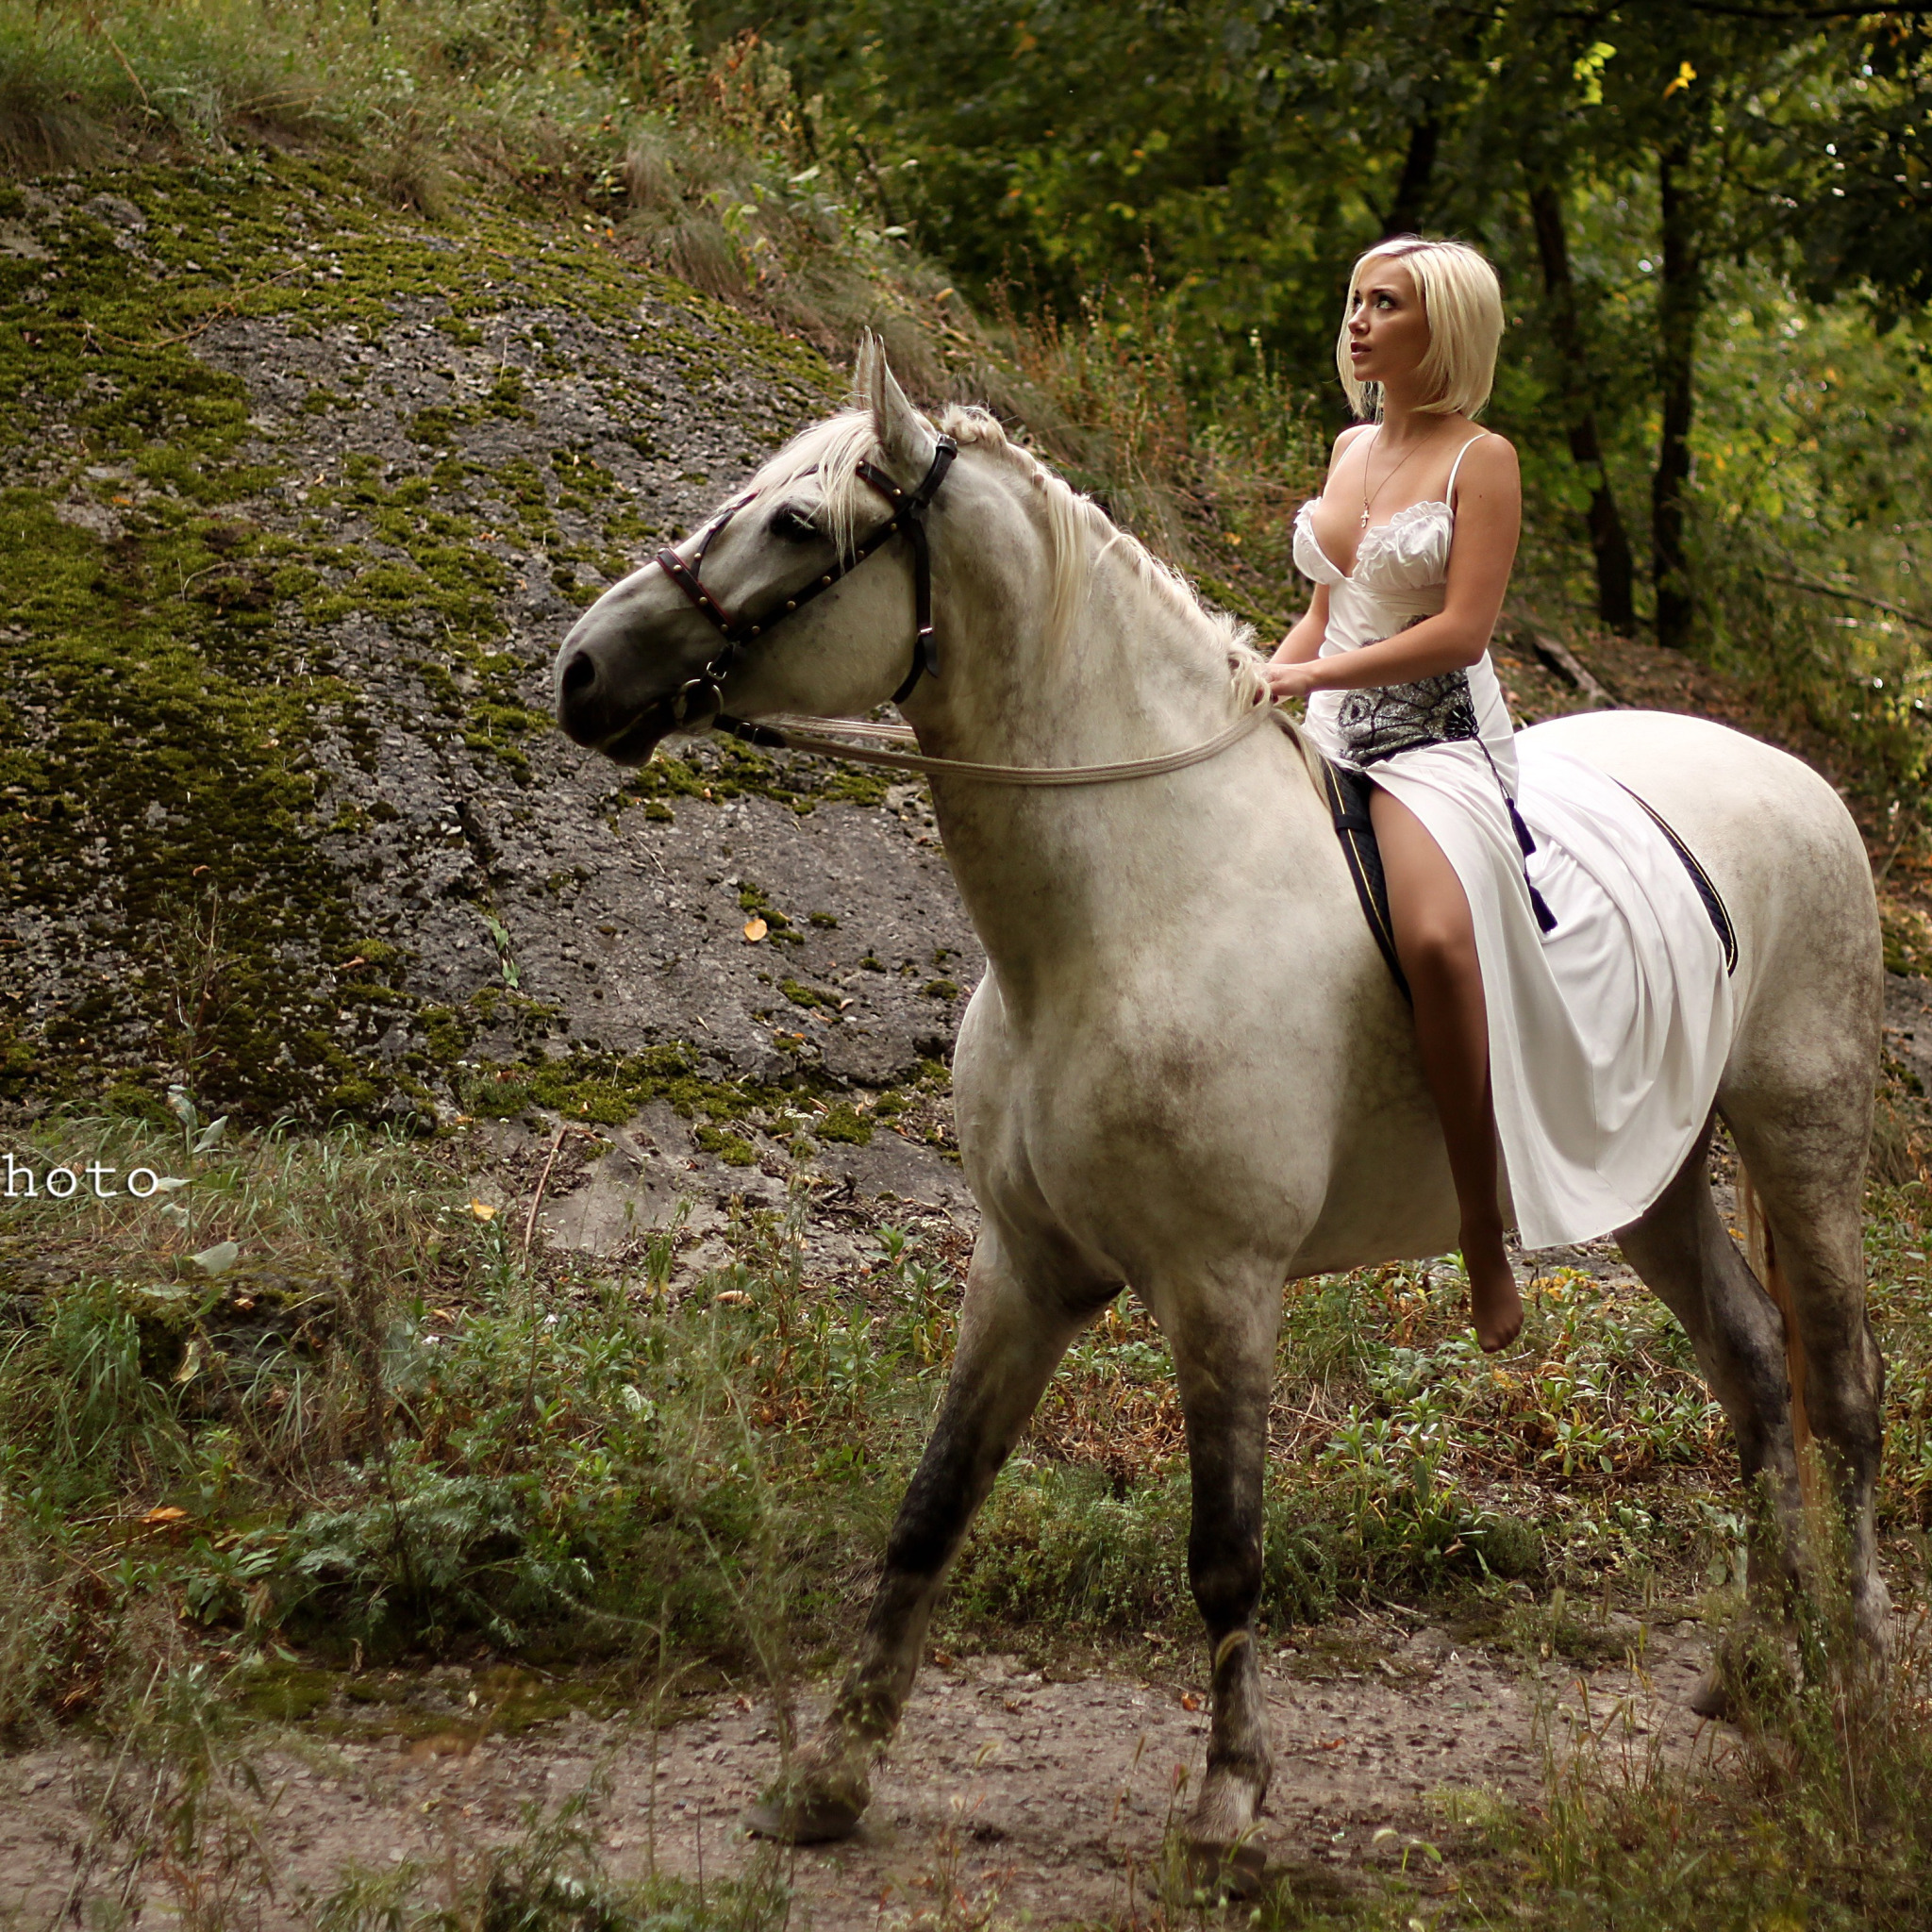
[921,509,1238,764]
[909,511,1276,1000]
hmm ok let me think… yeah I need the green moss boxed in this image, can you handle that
[236,1663,335,1723]
[738,883,790,929]
[618,741,892,817]
[456,1042,864,1162]
[815,1102,873,1146]
[0,482,372,1114]
[695,1124,758,1166]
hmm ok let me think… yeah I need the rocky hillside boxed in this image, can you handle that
[0,150,983,1173]
[4,143,1926,1237]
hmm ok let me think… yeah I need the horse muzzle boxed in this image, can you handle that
[603,680,724,765]
[554,598,722,764]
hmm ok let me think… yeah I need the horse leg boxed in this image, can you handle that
[1725,1084,1891,1663]
[1616,1118,1807,1712]
[1145,1272,1281,1873]
[746,1222,1111,1842]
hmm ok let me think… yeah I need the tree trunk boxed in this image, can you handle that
[1653,141,1701,650]
[1526,180,1638,633]
[1382,118,1439,237]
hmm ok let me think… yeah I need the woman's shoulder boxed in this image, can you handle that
[1455,425,1519,468]
[1450,427,1521,496]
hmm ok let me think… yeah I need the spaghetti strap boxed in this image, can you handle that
[1445,432,1489,508]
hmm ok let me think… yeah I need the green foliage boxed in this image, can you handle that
[743,0,1932,783]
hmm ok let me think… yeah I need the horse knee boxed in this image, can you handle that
[1188,1522,1264,1632]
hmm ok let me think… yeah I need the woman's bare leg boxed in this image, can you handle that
[1369,786,1523,1352]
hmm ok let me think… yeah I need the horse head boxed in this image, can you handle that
[553,339,956,765]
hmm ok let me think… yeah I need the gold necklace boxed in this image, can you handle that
[1358,428,1435,530]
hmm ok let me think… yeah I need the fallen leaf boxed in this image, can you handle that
[1319,1737,1345,1750]
[173,1339,205,1385]
[191,1240,240,1276]
[714,1289,753,1306]
[466,1200,498,1221]
[140,1506,189,1527]
[1180,1691,1201,1711]
[742,917,768,942]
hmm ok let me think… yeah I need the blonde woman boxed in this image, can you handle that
[1261,239,1527,1351]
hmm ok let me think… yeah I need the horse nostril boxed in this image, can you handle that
[560,651,597,702]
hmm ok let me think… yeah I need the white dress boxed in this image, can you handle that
[1292,440,1735,1250]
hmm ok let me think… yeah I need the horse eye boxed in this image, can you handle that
[770,506,819,541]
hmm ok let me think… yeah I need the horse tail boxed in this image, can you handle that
[1737,1161,1822,1514]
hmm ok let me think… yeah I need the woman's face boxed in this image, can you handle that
[1346,257,1430,391]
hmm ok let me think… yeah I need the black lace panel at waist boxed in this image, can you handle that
[1334,667,1479,767]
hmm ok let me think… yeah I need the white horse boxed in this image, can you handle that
[553,341,1888,1865]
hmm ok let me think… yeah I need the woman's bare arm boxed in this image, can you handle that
[1275,583,1331,664]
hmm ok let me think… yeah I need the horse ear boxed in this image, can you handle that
[858,331,936,479]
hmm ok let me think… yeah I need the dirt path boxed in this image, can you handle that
[0,1619,1732,1927]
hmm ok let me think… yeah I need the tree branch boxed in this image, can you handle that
[1764,568,1932,632]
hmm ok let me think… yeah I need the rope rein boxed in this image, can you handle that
[719,666,1303,789]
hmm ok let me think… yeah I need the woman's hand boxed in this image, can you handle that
[1258,657,1324,702]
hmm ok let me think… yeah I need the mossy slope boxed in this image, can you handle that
[0,148,979,1124]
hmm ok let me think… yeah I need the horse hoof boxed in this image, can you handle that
[1181,1838,1268,1902]
[1686,1664,1732,1721]
[742,1786,865,1844]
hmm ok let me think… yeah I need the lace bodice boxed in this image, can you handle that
[1291,496,1457,595]
[1290,435,1517,787]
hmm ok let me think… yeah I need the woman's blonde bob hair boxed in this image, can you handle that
[1337,236,1504,421]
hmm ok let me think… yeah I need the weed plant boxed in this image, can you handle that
[315,1776,791,1932]
[1473,1541,1932,1930]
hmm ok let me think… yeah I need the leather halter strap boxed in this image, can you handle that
[652,437,958,723]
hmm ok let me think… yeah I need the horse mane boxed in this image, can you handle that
[742,403,1255,663]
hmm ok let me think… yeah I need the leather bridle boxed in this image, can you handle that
[652,436,958,727]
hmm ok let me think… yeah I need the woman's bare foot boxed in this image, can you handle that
[1462,1226,1522,1352]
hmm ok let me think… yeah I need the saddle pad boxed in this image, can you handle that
[1319,758,1409,1001]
